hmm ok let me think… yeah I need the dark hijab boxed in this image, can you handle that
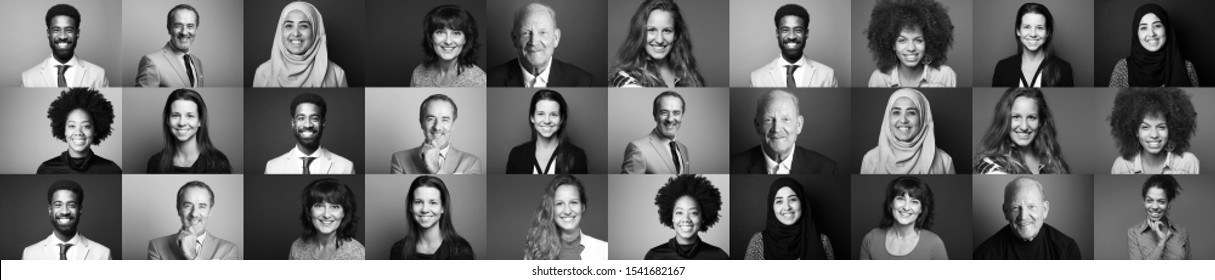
[761,177,827,260]
[1127,4,1189,87]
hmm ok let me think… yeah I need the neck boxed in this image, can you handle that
[176,138,200,157]
[674,234,697,245]
[297,143,319,156]
[67,148,92,159]
[560,228,580,243]
[421,224,443,245]
[53,229,77,243]
[1021,49,1045,63]
[781,52,803,64]
[891,223,917,238]
[53,52,74,64]
[762,145,790,163]
[897,63,925,82]
[315,232,338,247]
[536,135,560,149]
[439,59,459,74]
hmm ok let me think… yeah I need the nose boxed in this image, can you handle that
[1017,206,1030,221]
[1149,128,1159,138]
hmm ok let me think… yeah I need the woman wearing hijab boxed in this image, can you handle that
[254,1,348,87]
[861,88,955,174]
[744,177,833,260]
[1108,4,1198,87]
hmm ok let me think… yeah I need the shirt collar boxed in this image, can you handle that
[774,55,810,69]
[763,148,795,174]
[44,55,79,68]
[888,66,933,87]
[519,59,553,87]
[45,232,81,246]
[1135,218,1178,233]
[290,145,327,159]
[1130,152,1175,174]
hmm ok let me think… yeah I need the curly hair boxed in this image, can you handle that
[1142,174,1182,202]
[299,178,360,249]
[47,88,115,145]
[864,0,954,72]
[878,177,934,230]
[974,88,1070,174]
[611,0,704,87]
[654,174,721,232]
[1108,87,1197,160]
[420,4,480,75]
[524,175,586,260]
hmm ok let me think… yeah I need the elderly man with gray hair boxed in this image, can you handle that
[487,2,594,87]
[729,89,836,174]
[974,177,1081,260]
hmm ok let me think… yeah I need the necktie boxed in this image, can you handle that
[785,65,800,88]
[183,54,196,87]
[669,141,681,174]
[302,156,315,174]
[58,243,73,260]
[56,65,70,87]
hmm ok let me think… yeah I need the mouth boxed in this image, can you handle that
[779,211,796,220]
[70,135,87,146]
[1143,140,1163,149]
[677,223,695,232]
[901,53,920,62]
[649,44,668,53]
[56,217,74,224]
[558,215,577,222]
[895,125,912,133]
[1143,38,1161,47]
[897,209,917,218]
[1013,130,1033,139]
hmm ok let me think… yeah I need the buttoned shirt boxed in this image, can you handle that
[763,148,796,175]
[520,59,553,88]
[868,65,957,87]
[44,56,83,87]
[1128,219,1190,260]
[1111,152,1200,174]
[40,232,81,260]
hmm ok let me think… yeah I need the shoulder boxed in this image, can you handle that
[935,148,954,163]
[344,239,367,250]
[863,228,885,241]
[81,235,111,254]
[554,59,593,79]
[410,64,428,77]
[747,232,764,247]
[254,61,272,77]
[808,60,835,74]
[582,234,607,247]
[393,148,418,160]
[1110,155,1135,173]
[1112,58,1129,72]
[328,61,346,75]
[327,149,354,165]
[994,55,1018,69]
[862,147,880,162]
[508,142,533,156]
[1172,152,1200,173]
[920,230,945,246]
[933,65,957,77]
[976,157,1006,174]
[464,64,487,77]
[488,59,515,76]
[795,146,834,162]
[609,70,641,87]
[77,59,106,73]
[1044,224,1079,245]
[148,234,176,247]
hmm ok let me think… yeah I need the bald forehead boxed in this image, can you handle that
[1004,177,1046,203]
[515,3,557,29]
[756,90,800,117]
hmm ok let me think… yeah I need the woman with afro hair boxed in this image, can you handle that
[644,174,727,260]
[865,0,957,88]
[1108,87,1198,174]
[37,88,121,174]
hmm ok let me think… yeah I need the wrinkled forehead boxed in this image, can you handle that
[1005,179,1045,204]
[757,92,799,116]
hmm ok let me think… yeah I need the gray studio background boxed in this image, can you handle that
[607,0,729,87]
[119,175,244,260]
[970,88,1101,175]
[122,88,245,174]
[364,88,487,174]
[487,0,608,87]
[1089,88,1214,174]
[728,0,853,87]
[850,88,972,174]
[243,0,365,86]
[242,175,366,260]
[364,174,488,260]
[727,174,851,260]
[0,88,124,174]
[850,175,973,260]
[971,175,1094,259]
[729,88,854,174]
[0,0,123,88]
[1093,174,1215,260]
[485,88,608,174]
[608,174,731,260]
[364,0,487,86]
[608,88,729,174]
[973,0,1095,87]
[0,175,123,260]
[849,0,973,87]
[1095,0,1215,86]
[484,175,608,259]
[119,0,245,87]
[243,88,365,174]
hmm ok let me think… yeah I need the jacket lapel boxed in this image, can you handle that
[75,236,93,260]
[647,133,676,173]
[197,236,219,260]
[747,148,767,174]
[161,45,190,85]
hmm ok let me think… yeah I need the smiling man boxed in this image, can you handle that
[265,93,355,174]
[974,177,1081,260]
[23,180,111,260]
[730,90,836,174]
[622,91,690,174]
[137,4,203,87]
[487,2,594,87]
[23,4,109,88]
[148,181,240,260]
[390,94,482,174]
[750,4,837,88]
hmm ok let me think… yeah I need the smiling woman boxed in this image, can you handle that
[411,4,485,88]
[1108,87,1198,174]
[974,88,1070,174]
[390,176,475,260]
[524,175,607,260]
[146,88,231,174]
[289,178,365,260]
[860,88,955,174]
[644,175,727,260]
[37,88,121,174]
[1107,4,1198,87]
[992,3,1074,87]
[609,0,704,88]
[864,0,957,88]
[859,177,947,259]
[253,1,347,87]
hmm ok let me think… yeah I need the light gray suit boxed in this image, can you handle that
[136,43,203,87]
[22,233,112,260]
[22,56,109,88]
[390,146,482,174]
[622,130,690,174]
[147,233,240,260]
[265,146,355,174]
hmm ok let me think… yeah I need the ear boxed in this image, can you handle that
[553,28,561,48]
[795,115,804,135]
[1042,200,1050,219]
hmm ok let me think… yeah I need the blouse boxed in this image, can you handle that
[410,64,487,87]
[1108,59,1199,88]
[868,65,957,87]
[858,227,948,260]
[743,232,835,260]
[1111,152,1199,174]
[288,237,365,260]
[1127,218,1190,260]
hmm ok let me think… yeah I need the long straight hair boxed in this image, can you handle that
[152,88,227,173]
[398,176,471,259]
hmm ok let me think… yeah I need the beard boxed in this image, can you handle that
[294,126,323,150]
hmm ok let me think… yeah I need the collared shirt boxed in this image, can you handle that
[1111,152,1200,174]
[190,232,208,260]
[775,56,837,87]
[288,145,327,174]
[435,144,451,171]
[519,59,553,88]
[42,56,82,87]
[763,148,796,175]
[168,48,198,86]
[654,131,683,173]
[41,232,81,260]
[868,65,957,88]
[1129,219,1190,260]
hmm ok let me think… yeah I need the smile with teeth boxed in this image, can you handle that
[1144,140,1163,148]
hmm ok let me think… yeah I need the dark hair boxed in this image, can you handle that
[175,180,215,208]
[45,4,80,29]
[1142,175,1182,202]
[1013,3,1053,55]
[419,94,458,122]
[974,88,1070,174]
[47,88,115,145]
[773,4,809,29]
[611,0,704,87]
[47,179,84,207]
[289,92,327,119]
[528,89,569,141]
[524,175,586,260]
[654,174,721,232]
[878,177,934,230]
[865,0,954,72]
[152,89,229,173]
[1108,87,1197,159]
[399,176,473,259]
[166,4,199,29]
[299,178,360,248]
[421,4,479,75]
[651,91,685,117]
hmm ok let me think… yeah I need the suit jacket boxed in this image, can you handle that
[749,57,838,87]
[621,130,690,174]
[730,145,837,174]
[265,146,355,174]
[136,43,204,87]
[22,233,111,260]
[147,233,240,260]
[390,146,483,174]
[487,58,595,87]
[22,56,109,88]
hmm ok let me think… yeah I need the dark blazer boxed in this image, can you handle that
[505,141,588,174]
[487,58,595,87]
[992,54,1074,87]
[729,145,836,174]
